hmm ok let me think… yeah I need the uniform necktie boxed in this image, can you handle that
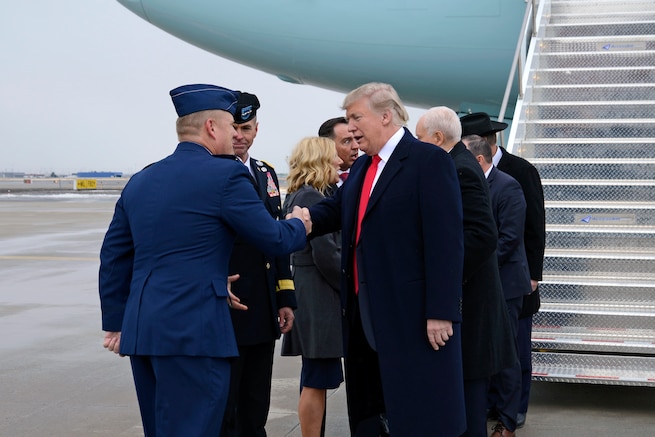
[354,155,380,293]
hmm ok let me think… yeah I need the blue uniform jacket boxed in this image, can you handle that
[99,142,305,358]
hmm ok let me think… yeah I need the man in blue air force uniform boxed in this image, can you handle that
[98,84,309,437]
[222,92,296,437]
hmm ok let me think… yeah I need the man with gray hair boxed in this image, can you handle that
[308,83,466,436]
[416,107,516,437]
[464,135,531,437]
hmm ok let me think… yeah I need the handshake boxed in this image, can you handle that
[287,206,313,235]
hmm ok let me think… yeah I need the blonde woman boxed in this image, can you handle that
[282,136,343,437]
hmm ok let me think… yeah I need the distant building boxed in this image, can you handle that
[75,171,123,178]
[0,172,25,178]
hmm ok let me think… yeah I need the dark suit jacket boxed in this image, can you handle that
[487,166,532,301]
[228,158,296,345]
[450,142,516,380]
[99,142,306,357]
[310,128,466,436]
[497,147,545,282]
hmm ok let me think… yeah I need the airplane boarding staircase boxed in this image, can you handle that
[508,0,655,385]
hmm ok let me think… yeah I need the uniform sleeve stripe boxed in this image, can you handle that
[276,279,295,292]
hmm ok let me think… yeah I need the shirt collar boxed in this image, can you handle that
[492,146,503,167]
[377,127,404,163]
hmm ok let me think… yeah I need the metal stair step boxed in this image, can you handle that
[550,13,655,25]
[534,160,655,180]
[546,226,655,251]
[536,51,655,68]
[532,66,655,85]
[538,35,655,53]
[531,352,655,386]
[526,101,655,119]
[551,1,655,17]
[531,83,655,101]
[546,202,655,226]
[543,181,655,202]
[544,251,655,277]
[533,336,655,355]
[540,279,655,303]
[534,158,655,164]
[517,138,655,160]
[546,248,655,258]
[540,301,655,316]
[523,118,655,139]
[545,21,655,37]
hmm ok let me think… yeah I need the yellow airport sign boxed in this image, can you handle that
[76,179,97,190]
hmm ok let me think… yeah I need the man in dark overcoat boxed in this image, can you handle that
[465,136,532,437]
[461,113,546,428]
[309,83,466,436]
[417,107,516,437]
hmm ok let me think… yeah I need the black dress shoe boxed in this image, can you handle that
[516,413,526,428]
[490,421,515,437]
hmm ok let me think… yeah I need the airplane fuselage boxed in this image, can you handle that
[117,0,526,115]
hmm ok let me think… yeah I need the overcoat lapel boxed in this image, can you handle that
[364,133,410,218]
[249,158,265,196]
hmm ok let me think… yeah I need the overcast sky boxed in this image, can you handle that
[1,0,426,176]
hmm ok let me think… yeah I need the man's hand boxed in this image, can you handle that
[227,274,248,311]
[103,331,124,356]
[427,319,453,351]
[530,279,539,292]
[278,307,295,334]
[287,206,312,235]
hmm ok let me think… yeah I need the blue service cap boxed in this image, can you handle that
[169,84,240,118]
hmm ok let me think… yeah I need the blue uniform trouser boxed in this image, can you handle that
[518,315,533,414]
[130,355,231,437]
[488,296,523,432]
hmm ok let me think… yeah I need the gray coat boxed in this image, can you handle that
[281,185,343,358]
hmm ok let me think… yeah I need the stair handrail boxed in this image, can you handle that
[498,0,539,126]
[502,0,550,153]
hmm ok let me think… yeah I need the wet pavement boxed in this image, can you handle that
[1,192,654,436]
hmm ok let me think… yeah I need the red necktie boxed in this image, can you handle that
[354,155,381,293]
[339,172,349,182]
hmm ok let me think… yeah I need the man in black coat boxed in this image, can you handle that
[461,113,546,428]
[221,93,297,437]
[417,107,516,437]
[310,83,467,437]
[465,135,532,437]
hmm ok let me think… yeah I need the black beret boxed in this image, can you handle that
[234,92,261,124]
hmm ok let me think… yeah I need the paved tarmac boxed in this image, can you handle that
[1,192,654,436]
